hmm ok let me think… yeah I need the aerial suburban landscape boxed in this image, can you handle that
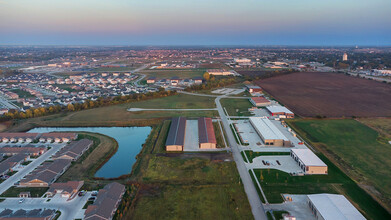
[0,0,390,220]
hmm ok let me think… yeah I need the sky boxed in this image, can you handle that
[0,0,390,46]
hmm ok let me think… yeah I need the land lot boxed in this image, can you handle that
[140,69,205,79]
[220,98,253,116]
[131,93,216,109]
[252,153,391,220]
[257,72,391,117]
[289,119,391,212]
[1,187,48,198]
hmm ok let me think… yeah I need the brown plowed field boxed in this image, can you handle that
[256,72,391,117]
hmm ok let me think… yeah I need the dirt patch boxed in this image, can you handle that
[257,72,391,117]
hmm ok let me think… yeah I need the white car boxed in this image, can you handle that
[19,198,25,203]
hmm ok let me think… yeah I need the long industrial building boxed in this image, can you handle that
[266,106,294,118]
[198,117,217,149]
[291,149,328,175]
[249,117,291,147]
[307,194,366,220]
[165,117,187,151]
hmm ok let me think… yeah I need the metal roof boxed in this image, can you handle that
[166,117,187,146]
[198,117,217,144]
[266,106,293,114]
[291,148,327,167]
[308,194,366,220]
[250,117,289,141]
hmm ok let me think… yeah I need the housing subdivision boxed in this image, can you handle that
[0,131,125,220]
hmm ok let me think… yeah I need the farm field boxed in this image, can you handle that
[288,119,391,214]
[131,93,216,109]
[140,69,205,79]
[257,72,391,117]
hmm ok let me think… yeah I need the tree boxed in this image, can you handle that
[67,103,75,111]
[203,72,210,81]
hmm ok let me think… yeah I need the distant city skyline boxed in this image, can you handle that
[0,0,390,45]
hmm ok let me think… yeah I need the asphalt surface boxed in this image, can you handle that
[215,96,267,220]
[128,108,217,111]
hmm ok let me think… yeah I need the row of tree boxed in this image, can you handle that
[1,88,177,122]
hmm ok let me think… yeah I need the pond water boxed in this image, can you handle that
[28,127,151,178]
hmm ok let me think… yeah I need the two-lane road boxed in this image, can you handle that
[215,96,267,220]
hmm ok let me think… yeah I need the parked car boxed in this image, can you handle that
[91,191,98,196]
[88,196,96,201]
[78,190,86,196]
[19,198,25,203]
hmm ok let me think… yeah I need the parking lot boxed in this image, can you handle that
[212,88,244,95]
[246,155,303,174]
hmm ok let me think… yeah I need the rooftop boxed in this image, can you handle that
[266,106,293,114]
[308,194,366,220]
[291,148,327,167]
[250,117,289,141]
[166,117,187,146]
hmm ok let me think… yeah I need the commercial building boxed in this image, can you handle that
[198,117,217,149]
[266,106,294,118]
[166,117,187,151]
[290,149,327,175]
[52,139,93,161]
[146,77,156,84]
[0,209,57,220]
[47,181,84,199]
[250,97,271,107]
[39,133,77,143]
[207,69,234,76]
[245,85,263,94]
[307,194,365,220]
[84,182,126,220]
[249,117,291,147]
[343,53,348,61]
[20,159,72,187]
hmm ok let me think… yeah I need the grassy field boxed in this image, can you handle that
[290,119,391,205]
[253,153,391,219]
[358,118,391,139]
[92,67,137,72]
[221,98,253,116]
[131,93,216,109]
[140,69,205,79]
[8,94,218,131]
[1,187,48,197]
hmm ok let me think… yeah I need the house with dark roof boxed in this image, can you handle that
[20,159,72,187]
[0,208,56,220]
[47,181,84,199]
[165,117,186,151]
[39,133,77,143]
[52,139,93,161]
[0,154,29,176]
[84,182,125,220]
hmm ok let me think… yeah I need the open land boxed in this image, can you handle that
[256,72,391,117]
[220,98,253,116]
[287,118,391,217]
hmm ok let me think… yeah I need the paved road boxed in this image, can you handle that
[0,144,66,195]
[215,96,267,220]
[0,192,91,220]
[128,108,217,112]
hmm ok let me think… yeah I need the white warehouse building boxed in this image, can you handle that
[249,117,291,147]
[307,194,366,220]
[291,148,327,175]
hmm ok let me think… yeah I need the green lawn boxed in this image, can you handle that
[220,98,253,116]
[1,187,48,197]
[291,119,391,202]
[253,153,391,219]
[131,93,216,109]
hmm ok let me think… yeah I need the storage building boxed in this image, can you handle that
[166,117,187,151]
[291,149,327,175]
[249,117,291,147]
[198,117,217,149]
[266,106,294,118]
[250,97,271,107]
[307,194,365,220]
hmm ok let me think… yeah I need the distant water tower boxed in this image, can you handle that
[343,53,348,61]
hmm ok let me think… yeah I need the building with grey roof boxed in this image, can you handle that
[166,117,187,151]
